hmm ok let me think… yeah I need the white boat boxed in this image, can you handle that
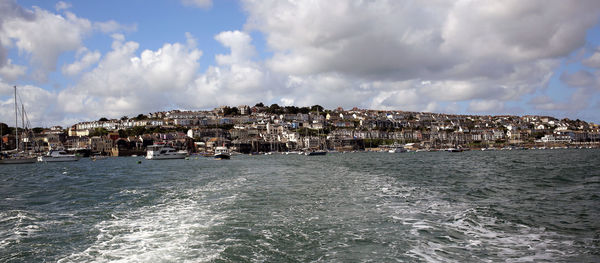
[1,86,37,165]
[38,150,80,162]
[214,146,231,159]
[388,147,407,153]
[145,145,187,160]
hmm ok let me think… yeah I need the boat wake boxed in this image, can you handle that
[58,177,247,263]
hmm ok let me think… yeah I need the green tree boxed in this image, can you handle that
[255,102,264,107]
[310,105,324,112]
[223,106,239,116]
[267,104,283,114]
[1,123,11,136]
[298,107,310,114]
[120,116,129,121]
[98,117,109,122]
[118,129,127,138]
[133,114,148,121]
[90,127,109,136]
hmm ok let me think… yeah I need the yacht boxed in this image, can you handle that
[214,146,231,159]
[146,145,187,160]
[38,150,80,162]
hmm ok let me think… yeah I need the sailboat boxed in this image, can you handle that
[0,86,37,164]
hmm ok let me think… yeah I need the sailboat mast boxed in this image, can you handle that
[14,86,18,151]
[22,104,25,151]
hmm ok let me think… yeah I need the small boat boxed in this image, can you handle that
[90,153,108,161]
[446,148,463,152]
[38,150,81,162]
[388,147,407,153]
[214,146,231,159]
[304,150,327,156]
[146,145,187,160]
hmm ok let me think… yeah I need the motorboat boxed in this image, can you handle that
[214,146,231,159]
[388,146,407,153]
[146,145,187,160]
[304,150,327,156]
[446,148,464,152]
[38,150,81,162]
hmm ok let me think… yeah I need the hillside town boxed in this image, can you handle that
[2,103,600,156]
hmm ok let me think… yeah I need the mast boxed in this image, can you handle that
[22,104,26,151]
[14,86,18,151]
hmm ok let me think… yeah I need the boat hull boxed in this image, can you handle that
[305,151,327,156]
[214,153,231,159]
[0,157,37,164]
[38,156,80,162]
[146,154,186,160]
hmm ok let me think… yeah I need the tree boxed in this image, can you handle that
[120,116,129,121]
[267,104,284,114]
[0,123,10,136]
[255,102,265,107]
[133,114,148,121]
[32,127,44,134]
[128,126,147,136]
[223,106,239,116]
[118,129,127,138]
[89,127,109,136]
[298,107,310,114]
[99,117,109,122]
[310,105,324,113]
[285,106,299,114]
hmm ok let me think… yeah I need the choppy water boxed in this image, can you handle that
[1,149,599,262]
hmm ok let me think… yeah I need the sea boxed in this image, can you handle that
[1,149,599,262]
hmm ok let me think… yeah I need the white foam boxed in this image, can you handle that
[58,177,246,262]
[0,210,44,248]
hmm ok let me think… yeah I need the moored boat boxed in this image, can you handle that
[0,152,37,164]
[304,150,327,156]
[146,145,187,160]
[38,150,80,162]
[388,146,407,153]
[214,146,231,159]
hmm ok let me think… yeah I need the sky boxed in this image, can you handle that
[1,0,600,127]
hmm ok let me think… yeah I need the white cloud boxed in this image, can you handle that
[2,0,600,125]
[0,59,26,81]
[93,20,137,34]
[0,5,92,81]
[582,49,600,68]
[0,81,60,127]
[215,31,256,65]
[181,0,212,9]
[468,100,505,113]
[55,1,71,11]
[240,0,600,114]
[182,31,267,108]
[57,34,202,118]
[560,70,597,88]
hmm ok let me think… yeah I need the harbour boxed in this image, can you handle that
[1,149,598,262]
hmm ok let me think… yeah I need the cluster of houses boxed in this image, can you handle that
[3,105,599,155]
